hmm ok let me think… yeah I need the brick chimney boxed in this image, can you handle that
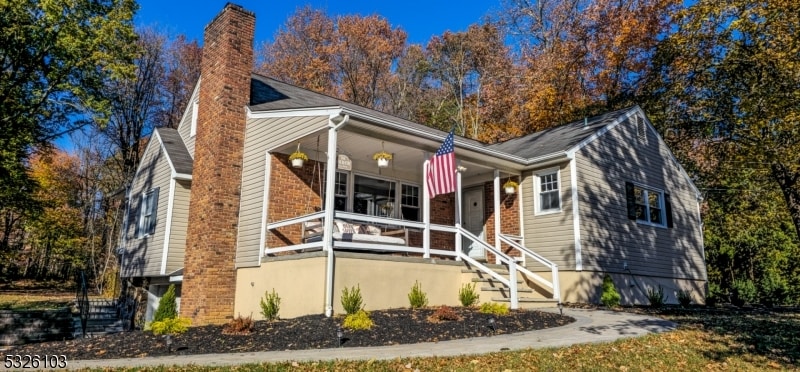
[181,3,254,325]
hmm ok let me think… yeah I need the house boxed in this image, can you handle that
[118,3,706,325]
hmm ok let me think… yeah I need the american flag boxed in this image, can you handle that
[426,130,456,198]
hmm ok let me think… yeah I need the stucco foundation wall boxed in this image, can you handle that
[235,253,472,319]
[545,270,706,306]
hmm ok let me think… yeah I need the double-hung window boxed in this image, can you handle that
[137,188,159,238]
[534,168,561,214]
[625,182,671,227]
[327,172,420,221]
[400,184,420,221]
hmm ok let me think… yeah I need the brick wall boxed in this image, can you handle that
[484,177,521,263]
[181,4,255,325]
[267,153,324,250]
[430,194,456,250]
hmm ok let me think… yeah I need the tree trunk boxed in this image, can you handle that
[771,162,800,239]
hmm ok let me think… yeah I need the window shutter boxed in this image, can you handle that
[135,194,143,237]
[625,182,637,220]
[148,188,160,234]
[665,193,674,228]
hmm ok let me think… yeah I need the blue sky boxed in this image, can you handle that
[134,0,503,45]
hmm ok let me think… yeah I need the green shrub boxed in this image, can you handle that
[342,310,373,330]
[458,282,480,307]
[478,302,509,316]
[600,274,621,308]
[731,278,758,306]
[259,289,281,321]
[150,317,191,335]
[676,289,693,307]
[759,272,788,307]
[341,285,364,315]
[408,281,428,309]
[706,282,724,307]
[153,284,178,322]
[646,285,666,308]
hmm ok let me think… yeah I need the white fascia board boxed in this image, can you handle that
[521,152,572,170]
[153,130,181,178]
[176,77,201,135]
[565,109,638,158]
[128,130,161,191]
[247,106,344,119]
[160,178,177,275]
[637,107,703,199]
[339,108,529,164]
[169,275,183,283]
[172,172,193,181]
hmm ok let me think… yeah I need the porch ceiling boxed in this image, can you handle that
[272,119,523,184]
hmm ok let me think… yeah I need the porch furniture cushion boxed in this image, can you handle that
[333,232,406,245]
[302,219,407,246]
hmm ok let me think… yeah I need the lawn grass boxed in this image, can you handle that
[0,292,74,310]
[73,308,798,371]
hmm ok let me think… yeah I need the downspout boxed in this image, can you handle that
[324,113,349,317]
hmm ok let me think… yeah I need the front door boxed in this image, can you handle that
[462,187,485,260]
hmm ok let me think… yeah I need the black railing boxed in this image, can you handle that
[76,271,90,338]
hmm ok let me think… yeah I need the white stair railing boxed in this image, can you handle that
[499,234,560,302]
[458,227,519,309]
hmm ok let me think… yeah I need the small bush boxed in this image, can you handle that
[706,282,724,307]
[341,285,364,315]
[458,283,480,307]
[150,317,191,335]
[478,302,509,316]
[676,289,692,307]
[342,310,373,330]
[646,285,666,308]
[429,305,461,322]
[154,284,178,322]
[223,314,254,335]
[408,281,428,309]
[259,289,281,321]
[731,278,758,307]
[759,272,788,307]
[600,274,621,308]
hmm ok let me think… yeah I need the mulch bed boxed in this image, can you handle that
[8,307,574,360]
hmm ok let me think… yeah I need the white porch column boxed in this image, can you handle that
[494,169,501,264]
[455,167,462,261]
[423,157,431,258]
[324,114,348,317]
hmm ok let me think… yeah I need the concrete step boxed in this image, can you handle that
[461,268,510,275]
[481,286,533,293]
[491,297,559,309]
[471,277,523,284]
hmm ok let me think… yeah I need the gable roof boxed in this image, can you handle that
[247,74,643,167]
[156,127,193,176]
[488,107,636,159]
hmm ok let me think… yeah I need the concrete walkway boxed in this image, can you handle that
[67,308,677,370]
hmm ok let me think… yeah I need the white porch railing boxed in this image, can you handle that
[264,211,458,259]
[499,233,561,302]
[264,213,560,309]
[457,227,520,309]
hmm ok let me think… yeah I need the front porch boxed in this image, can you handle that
[259,113,561,316]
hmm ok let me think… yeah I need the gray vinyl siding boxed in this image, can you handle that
[575,116,705,280]
[521,161,575,270]
[166,179,191,273]
[235,115,329,267]
[121,140,172,277]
